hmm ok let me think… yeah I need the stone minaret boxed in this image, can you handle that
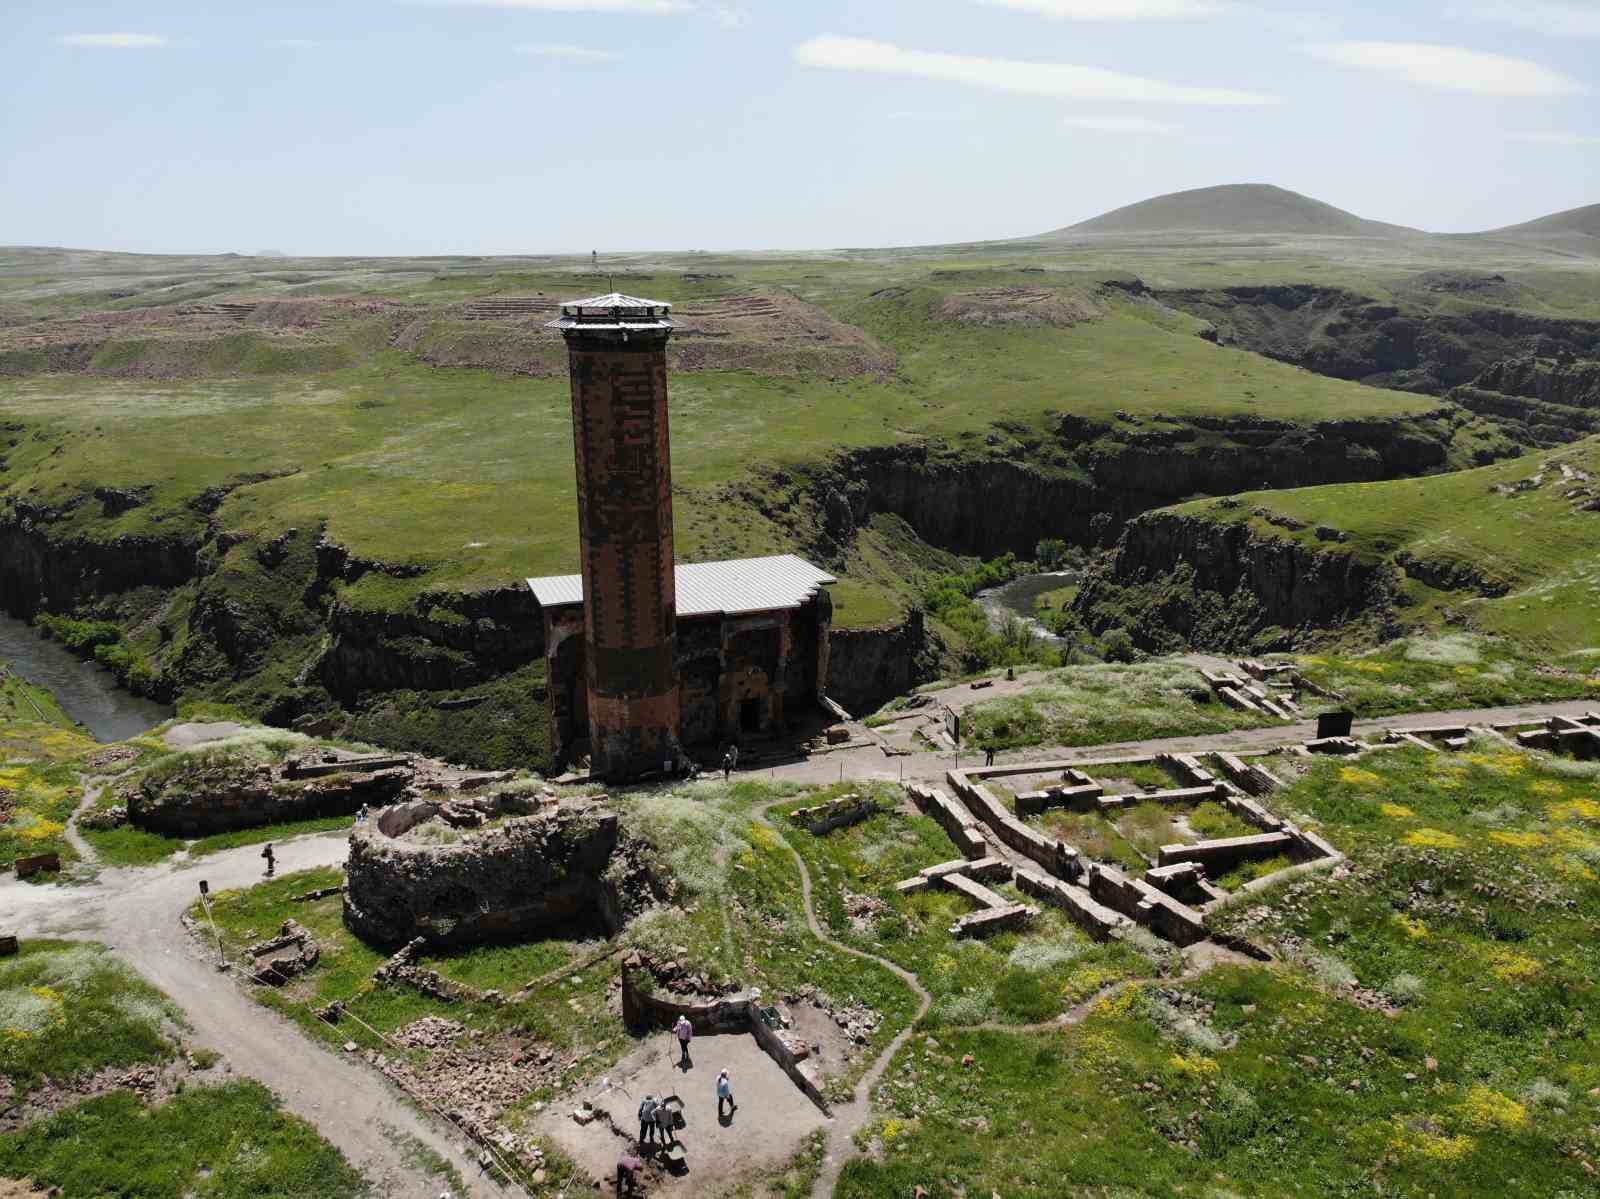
[548,293,682,781]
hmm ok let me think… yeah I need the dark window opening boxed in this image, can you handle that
[740,697,761,733]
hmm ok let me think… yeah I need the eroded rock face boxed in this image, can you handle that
[342,795,658,949]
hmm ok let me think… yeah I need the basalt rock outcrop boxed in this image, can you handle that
[1073,511,1394,651]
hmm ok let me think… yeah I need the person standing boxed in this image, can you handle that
[984,744,996,767]
[728,743,739,771]
[653,1096,676,1146]
[638,1094,658,1145]
[716,1069,735,1120]
[721,750,732,781]
[616,1152,642,1195]
[673,1014,693,1066]
[261,843,275,878]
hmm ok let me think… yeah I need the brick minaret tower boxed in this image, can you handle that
[548,293,682,781]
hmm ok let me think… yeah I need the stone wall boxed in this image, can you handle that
[788,793,881,836]
[343,795,625,949]
[126,759,411,838]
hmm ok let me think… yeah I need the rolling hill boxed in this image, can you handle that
[1487,201,1600,238]
[1045,184,1420,239]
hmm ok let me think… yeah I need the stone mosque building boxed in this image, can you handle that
[526,292,836,781]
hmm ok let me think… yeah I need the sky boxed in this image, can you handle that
[2,0,1597,255]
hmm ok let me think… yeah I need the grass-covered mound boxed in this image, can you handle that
[952,659,1283,752]
[834,742,1600,1198]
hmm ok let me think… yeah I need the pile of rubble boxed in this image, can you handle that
[789,984,882,1046]
[244,920,319,986]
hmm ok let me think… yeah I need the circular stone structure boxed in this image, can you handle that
[342,792,626,949]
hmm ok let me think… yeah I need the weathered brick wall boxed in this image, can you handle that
[567,333,682,780]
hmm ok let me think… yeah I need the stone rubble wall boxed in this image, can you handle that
[129,762,411,838]
[343,796,622,949]
[788,792,881,836]
[948,770,1081,880]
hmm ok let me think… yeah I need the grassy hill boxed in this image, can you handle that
[1159,436,1600,655]
[1487,202,1600,238]
[1049,184,1418,239]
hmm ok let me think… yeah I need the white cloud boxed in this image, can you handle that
[60,32,167,48]
[709,5,745,28]
[1299,40,1585,96]
[1062,114,1183,134]
[421,0,692,11]
[793,35,1276,106]
[519,43,620,59]
[1509,131,1600,145]
[1472,2,1600,37]
[974,0,1232,17]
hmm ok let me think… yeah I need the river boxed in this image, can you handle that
[0,612,171,742]
[974,571,1079,646]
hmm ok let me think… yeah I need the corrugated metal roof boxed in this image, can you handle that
[526,554,836,618]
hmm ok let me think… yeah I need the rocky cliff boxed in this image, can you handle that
[827,608,931,716]
[1072,508,1393,650]
[1144,283,1600,445]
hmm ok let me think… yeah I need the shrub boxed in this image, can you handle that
[1101,628,1137,663]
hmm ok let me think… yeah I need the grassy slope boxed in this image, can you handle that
[0,940,368,1198]
[0,671,96,870]
[0,291,1442,615]
[836,742,1600,1199]
[1167,437,1600,654]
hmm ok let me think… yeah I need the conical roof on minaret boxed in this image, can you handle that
[546,291,676,331]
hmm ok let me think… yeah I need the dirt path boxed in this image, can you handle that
[753,802,932,1199]
[2,830,501,1199]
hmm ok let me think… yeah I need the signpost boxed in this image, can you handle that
[944,706,961,767]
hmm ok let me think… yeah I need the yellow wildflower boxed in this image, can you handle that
[1489,949,1541,983]
[1549,798,1600,823]
[1394,915,1430,940]
[1340,767,1382,788]
[1169,1054,1219,1076]
[1457,1086,1527,1132]
[1381,803,1417,819]
[1404,828,1465,850]
[1530,780,1566,799]
[1490,830,1546,849]
[1390,1118,1476,1163]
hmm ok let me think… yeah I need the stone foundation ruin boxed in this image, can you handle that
[343,790,656,949]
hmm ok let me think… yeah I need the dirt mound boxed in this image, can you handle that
[406,289,895,380]
[934,287,1099,329]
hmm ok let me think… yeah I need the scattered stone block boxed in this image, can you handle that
[1158,831,1296,871]
[0,935,18,957]
[15,852,60,879]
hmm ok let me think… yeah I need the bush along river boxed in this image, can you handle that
[974,570,1079,646]
[0,612,170,741]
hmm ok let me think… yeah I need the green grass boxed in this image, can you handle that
[0,1083,368,1198]
[1172,438,1600,656]
[833,742,1600,1199]
[0,940,181,1094]
[958,659,1284,751]
[773,790,1158,1030]
[1294,633,1599,716]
